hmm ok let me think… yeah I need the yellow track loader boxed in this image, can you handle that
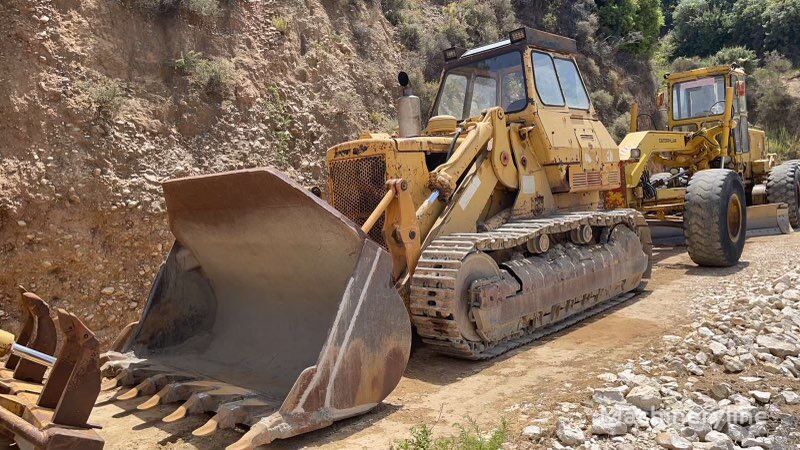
[3,28,653,448]
[607,65,797,266]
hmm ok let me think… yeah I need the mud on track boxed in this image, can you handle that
[90,232,800,449]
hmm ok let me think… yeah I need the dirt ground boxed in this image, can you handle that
[83,232,800,449]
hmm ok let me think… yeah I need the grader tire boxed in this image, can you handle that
[684,169,746,267]
[766,161,800,228]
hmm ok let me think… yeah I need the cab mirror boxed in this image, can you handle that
[656,92,664,108]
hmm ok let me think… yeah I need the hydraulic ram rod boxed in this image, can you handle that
[0,329,56,368]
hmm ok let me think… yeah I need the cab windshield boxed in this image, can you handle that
[434,51,526,120]
[672,76,725,120]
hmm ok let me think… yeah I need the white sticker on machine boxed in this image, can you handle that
[522,175,536,194]
[459,176,482,210]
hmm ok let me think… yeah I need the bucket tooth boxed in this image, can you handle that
[101,365,164,391]
[193,418,220,437]
[162,404,189,423]
[137,380,217,410]
[192,398,274,437]
[226,422,271,450]
[116,373,193,401]
[163,384,253,423]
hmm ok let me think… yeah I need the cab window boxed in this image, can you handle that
[554,58,590,109]
[672,76,725,120]
[531,52,564,106]
[434,51,526,120]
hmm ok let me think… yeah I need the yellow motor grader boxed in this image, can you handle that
[608,64,797,267]
[1,29,652,449]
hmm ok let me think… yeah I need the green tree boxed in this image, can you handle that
[596,0,664,54]
[671,0,733,57]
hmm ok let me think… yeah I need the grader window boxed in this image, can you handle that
[672,76,725,120]
[434,51,526,120]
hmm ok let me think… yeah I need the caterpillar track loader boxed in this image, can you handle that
[1,28,652,449]
[608,65,798,266]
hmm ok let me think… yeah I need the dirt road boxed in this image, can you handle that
[90,232,800,449]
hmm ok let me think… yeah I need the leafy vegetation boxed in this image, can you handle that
[126,0,222,17]
[596,0,664,55]
[272,16,289,35]
[173,52,237,98]
[85,77,124,119]
[670,0,800,63]
[263,86,295,168]
[394,418,508,450]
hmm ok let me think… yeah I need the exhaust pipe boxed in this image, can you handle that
[396,71,421,138]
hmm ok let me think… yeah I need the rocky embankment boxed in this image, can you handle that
[514,269,800,449]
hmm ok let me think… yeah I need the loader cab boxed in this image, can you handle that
[431,27,595,124]
[665,65,751,154]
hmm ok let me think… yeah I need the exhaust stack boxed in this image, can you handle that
[396,71,421,138]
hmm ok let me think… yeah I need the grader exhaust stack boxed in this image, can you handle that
[102,169,411,448]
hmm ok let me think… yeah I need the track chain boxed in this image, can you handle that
[410,209,643,359]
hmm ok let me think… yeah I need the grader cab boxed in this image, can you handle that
[610,65,797,266]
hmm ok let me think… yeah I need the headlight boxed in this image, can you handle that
[630,148,641,160]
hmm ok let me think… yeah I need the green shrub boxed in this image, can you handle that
[590,90,615,123]
[767,128,800,161]
[596,0,664,55]
[192,57,237,97]
[264,86,294,167]
[272,16,289,34]
[184,0,218,16]
[707,46,758,74]
[173,50,203,74]
[610,112,632,142]
[394,418,507,450]
[86,78,124,119]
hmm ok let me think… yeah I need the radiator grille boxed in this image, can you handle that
[329,156,387,246]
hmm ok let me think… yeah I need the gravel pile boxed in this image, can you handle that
[516,268,800,449]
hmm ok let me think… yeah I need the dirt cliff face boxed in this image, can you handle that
[0,0,405,343]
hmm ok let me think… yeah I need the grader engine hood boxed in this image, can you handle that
[102,168,411,448]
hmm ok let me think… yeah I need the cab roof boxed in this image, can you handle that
[443,27,578,70]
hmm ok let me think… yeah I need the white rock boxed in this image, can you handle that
[722,356,745,373]
[724,404,759,425]
[710,383,732,400]
[725,423,749,443]
[626,385,662,411]
[521,425,542,439]
[591,414,627,436]
[704,430,733,448]
[749,390,771,404]
[777,390,799,405]
[781,289,800,301]
[593,386,627,404]
[597,372,618,382]
[556,420,585,446]
[656,431,692,450]
[756,334,799,358]
[698,326,715,338]
[709,341,728,358]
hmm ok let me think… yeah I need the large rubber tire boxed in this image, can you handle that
[766,161,800,228]
[684,169,746,267]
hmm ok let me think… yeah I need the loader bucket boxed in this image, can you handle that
[102,168,411,448]
[746,203,792,237]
